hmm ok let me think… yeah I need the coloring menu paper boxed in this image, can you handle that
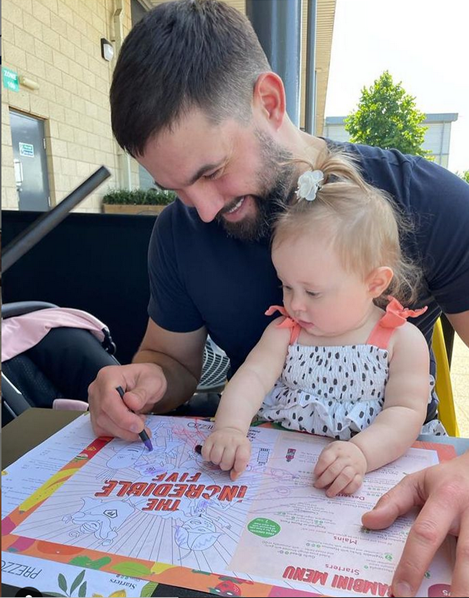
[2,414,154,596]
[2,415,456,597]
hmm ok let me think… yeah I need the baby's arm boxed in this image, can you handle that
[202,318,291,480]
[315,323,429,497]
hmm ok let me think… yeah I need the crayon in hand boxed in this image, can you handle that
[116,386,153,452]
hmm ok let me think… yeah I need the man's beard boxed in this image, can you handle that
[217,130,296,242]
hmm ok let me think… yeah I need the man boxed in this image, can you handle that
[88,1,469,595]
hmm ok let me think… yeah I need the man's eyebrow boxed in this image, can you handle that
[153,161,224,192]
[186,162,224,186]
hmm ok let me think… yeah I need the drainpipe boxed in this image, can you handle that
[305,0,317,134]
[246,0,302,127]
[113,0,132,189]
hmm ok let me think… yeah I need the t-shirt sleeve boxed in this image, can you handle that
[147,205,204,332]
[410,159,469,314]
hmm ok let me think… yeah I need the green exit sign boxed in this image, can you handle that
[2,67,19,92]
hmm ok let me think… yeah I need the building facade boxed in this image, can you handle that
[2,0,335,212]
[323,113,458,168]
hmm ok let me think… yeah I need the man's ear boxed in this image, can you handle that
[252,72,286,130]
[366,266,394,298]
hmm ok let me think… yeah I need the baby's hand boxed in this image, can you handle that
[314,441,367,497]
[201,428,251,481]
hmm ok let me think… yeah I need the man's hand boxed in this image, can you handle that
[201,428,251,481]
[88,363,167,440]
[362,451,469,597]
[314,440,367,497]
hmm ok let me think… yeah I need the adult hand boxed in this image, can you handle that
[201,428,251,481]
[314,440,367,497]
[88,363,167,441]
[362,451,469,597]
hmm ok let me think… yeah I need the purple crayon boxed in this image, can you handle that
[116,386,153,451]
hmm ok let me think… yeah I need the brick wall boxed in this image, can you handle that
[1,0,133,212]
[2,0,331,212]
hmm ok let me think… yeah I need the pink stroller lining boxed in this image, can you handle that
[2,307,109,363]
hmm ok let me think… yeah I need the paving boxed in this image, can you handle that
[451,335,469,437]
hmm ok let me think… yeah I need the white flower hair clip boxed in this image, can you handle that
[296,169,324,202]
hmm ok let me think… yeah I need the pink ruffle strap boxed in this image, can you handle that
[367,296,428,349]
[265,305,302,344]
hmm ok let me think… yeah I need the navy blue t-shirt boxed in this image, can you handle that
[148,142,469,376]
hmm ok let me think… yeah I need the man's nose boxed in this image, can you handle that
[182,184,225,223]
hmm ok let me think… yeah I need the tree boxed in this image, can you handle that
[345,71,428,156]
[456,170,469,184]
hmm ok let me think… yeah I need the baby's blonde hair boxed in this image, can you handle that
[272,149,421,306]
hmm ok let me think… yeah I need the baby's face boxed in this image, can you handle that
[272,233,373,340]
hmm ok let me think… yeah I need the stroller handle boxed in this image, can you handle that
[3,166,111,273]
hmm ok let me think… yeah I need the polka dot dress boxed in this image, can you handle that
[259,342,440,439]
[258,300,447,438]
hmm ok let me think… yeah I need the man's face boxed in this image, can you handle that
[137,109,295,241]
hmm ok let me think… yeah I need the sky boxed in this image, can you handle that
[325,0,469,173]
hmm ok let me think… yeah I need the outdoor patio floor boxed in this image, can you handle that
[452,335,469,437]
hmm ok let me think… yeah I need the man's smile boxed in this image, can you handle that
[221,195,255,222]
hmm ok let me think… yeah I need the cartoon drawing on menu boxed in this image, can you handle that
[257,448,270,465]
[174,499,228,560]
[97,420,180,479]
[13,418,268,572]
[63,496,135,545]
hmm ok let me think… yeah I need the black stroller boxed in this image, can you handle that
[1,300,119,426]
[1,300,230,425]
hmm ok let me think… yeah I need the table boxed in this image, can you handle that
[2,409,469,597]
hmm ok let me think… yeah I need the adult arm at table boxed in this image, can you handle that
[362,450,469,597]
[88,318,206,441]
[446,310,469,348]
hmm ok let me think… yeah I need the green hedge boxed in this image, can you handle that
[103,188,176,206]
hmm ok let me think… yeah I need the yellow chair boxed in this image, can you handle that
[433,318,460,436]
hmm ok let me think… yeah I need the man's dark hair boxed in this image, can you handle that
[110,0,270,157]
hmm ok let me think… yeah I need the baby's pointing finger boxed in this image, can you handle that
[231,445,250,480]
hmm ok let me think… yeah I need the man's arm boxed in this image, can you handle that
[88,318,206,440]
[446,310,469,348]
[133,318,207,413]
